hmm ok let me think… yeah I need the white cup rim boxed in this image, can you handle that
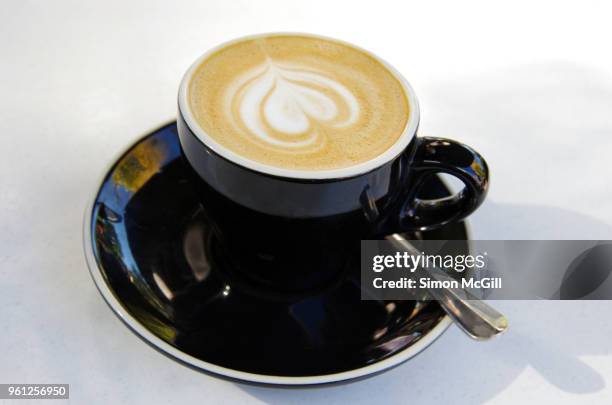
[178,32,420,180]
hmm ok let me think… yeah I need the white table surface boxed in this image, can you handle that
[2,1,612,404]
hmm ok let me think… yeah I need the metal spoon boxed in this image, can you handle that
[385,233,509,340]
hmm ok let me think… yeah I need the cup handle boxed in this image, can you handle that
[397,137,489,231]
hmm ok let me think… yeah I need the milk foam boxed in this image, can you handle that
[226,59,359,150]
[188,35,410,171]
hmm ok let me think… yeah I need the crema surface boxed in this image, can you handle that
[188,35,410,171]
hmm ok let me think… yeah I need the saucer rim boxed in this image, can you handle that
[83,121,458,386]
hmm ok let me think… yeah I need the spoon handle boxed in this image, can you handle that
[385,234,508,340]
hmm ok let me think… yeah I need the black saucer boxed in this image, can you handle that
[84,122,469,386]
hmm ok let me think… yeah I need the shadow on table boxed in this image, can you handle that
[237,202,611,405]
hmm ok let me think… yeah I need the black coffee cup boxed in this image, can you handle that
[176,34,489,292]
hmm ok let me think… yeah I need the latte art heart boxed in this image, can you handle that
[188,35,409,170]
[227,61,360,149]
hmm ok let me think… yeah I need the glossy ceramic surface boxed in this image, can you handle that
[84,123,470,385]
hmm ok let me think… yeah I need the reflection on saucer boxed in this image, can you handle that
[85,122,468,385]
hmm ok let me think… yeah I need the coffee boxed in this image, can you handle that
[187,34,410,171]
